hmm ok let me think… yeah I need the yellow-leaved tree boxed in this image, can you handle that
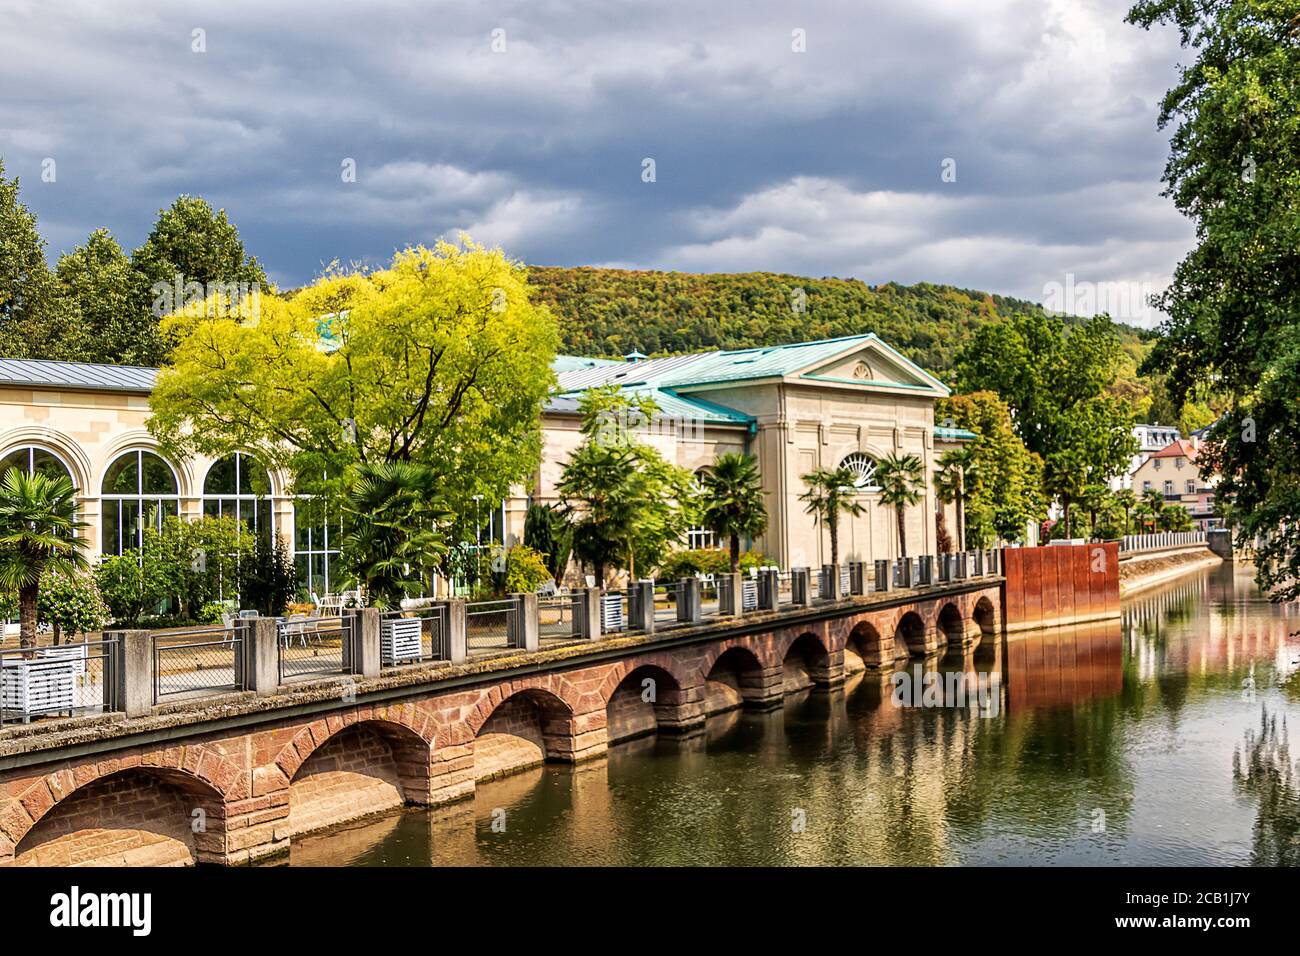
[148,238,559,538]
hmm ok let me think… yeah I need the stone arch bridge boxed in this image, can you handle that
[0,582,1002,866]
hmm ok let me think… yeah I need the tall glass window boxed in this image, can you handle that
[294,496,341,596]
[202,452,273,545]
[101,450,180,556]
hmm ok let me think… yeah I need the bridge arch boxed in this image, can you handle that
[937,602,966,645]
[895,611,928,656]
[783,633,830,692]
[473,687,578,781]
[605,663,682,744]
[13,766,225,866]
[703,644,765,714]
[285,718,433,838]
[973,596,997,636]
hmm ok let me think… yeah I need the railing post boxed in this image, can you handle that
[896,558,913,588]
[511,592,539,651]
[578,588,603,640]
[819,564,838,600]
[848,561,865,596]
[918,555,933,586]
[678,578,702,623]
[246,618,281,695]
[109,629,152,718]
[447,599,468,662]
[791,568,811,606]
[342,608,381,678]
[758,569,779,611]
[874,559,891,592]
[718,571,743,616]
[631,580,656,632]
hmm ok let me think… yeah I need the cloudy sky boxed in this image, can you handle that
[1,0,1192,325]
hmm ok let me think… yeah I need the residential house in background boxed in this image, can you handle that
[1129,437,1221,531]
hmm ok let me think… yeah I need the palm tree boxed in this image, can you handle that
[0,468,88,649]
[875,453,925,557]
[799,466,866,567]
[1114,488,1138,535]
[698,453,768,572]
[1137,487,1165,532]
[934,448,975,550]
[338,461,450,609]
[1080,483,1112,539]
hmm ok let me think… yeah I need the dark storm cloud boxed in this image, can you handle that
[0,0,1192,323]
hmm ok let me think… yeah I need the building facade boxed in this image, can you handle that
[0,333,969,591]
[1130,437,1220,531]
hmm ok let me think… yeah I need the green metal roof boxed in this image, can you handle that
[934,426,978,441]
[547,386,754,426]
[553,333,949,395]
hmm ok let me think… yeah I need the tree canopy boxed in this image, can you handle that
[1128,0,1300,596]
[149,238,559,527]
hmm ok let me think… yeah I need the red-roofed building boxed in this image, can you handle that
[1130,438,1222,530]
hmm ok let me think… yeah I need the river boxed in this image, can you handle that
[283,562,1300,866]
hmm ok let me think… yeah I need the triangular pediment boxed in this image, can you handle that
[796,338,949,396]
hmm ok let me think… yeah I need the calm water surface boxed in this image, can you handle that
[286,563,1300,866]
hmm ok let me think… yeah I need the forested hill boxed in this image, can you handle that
[525,265,1155,391]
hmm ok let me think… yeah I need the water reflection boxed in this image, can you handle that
[285,561,1300,867]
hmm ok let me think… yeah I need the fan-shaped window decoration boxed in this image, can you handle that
[0,446,74,485]
[840,452,880,491]
[203,452,273,544]
[851,360,873,380]
[101,450,180,556]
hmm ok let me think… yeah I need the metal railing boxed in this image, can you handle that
[153,625,243,703]
[652,580,682,625]
[466,599,516,652]
[380,605,450,665]
[539,594,581,642]
[1119,531,1206,553]
[0,636,118,726]
[698,576,720,618]
[278,615,347,683]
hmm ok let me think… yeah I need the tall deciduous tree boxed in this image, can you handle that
[799,466,866,567]
[1128,0,1300,597]
[0,159,79,360]
[149,239,558,531]
[955,312,1138,516]
[698,453,768,572]
[934,447,975,550]
[55,228,159,366]
[937,392,1046,544]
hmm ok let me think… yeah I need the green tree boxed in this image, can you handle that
[0,469,88,648]
[36,570,110,644]
[698,452,768,572]
[238,533,298,617]
[956,312,1138,519]
[55,228,160,365]
[337,461,450,609]
[1128,0,1300,597]
[875,453,925,557]
[0,158,80,360]
[150,238,558,530]
[799,467,866,566]
[938,392,1046,544]
[142,514,250,620]
[1137,488,1166,532]
[523,503,572,585]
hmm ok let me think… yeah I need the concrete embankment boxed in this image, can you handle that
[1119,547,1223,596]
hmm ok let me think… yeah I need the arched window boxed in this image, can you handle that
[203,452,273,543]
[101,450,180,556]
[839,452,880,492]
[0,446,75,485]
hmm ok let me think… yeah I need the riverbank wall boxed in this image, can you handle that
[1119,547,1222,596]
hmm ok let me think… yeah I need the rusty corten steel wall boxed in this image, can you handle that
[1001,542,1119,632]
